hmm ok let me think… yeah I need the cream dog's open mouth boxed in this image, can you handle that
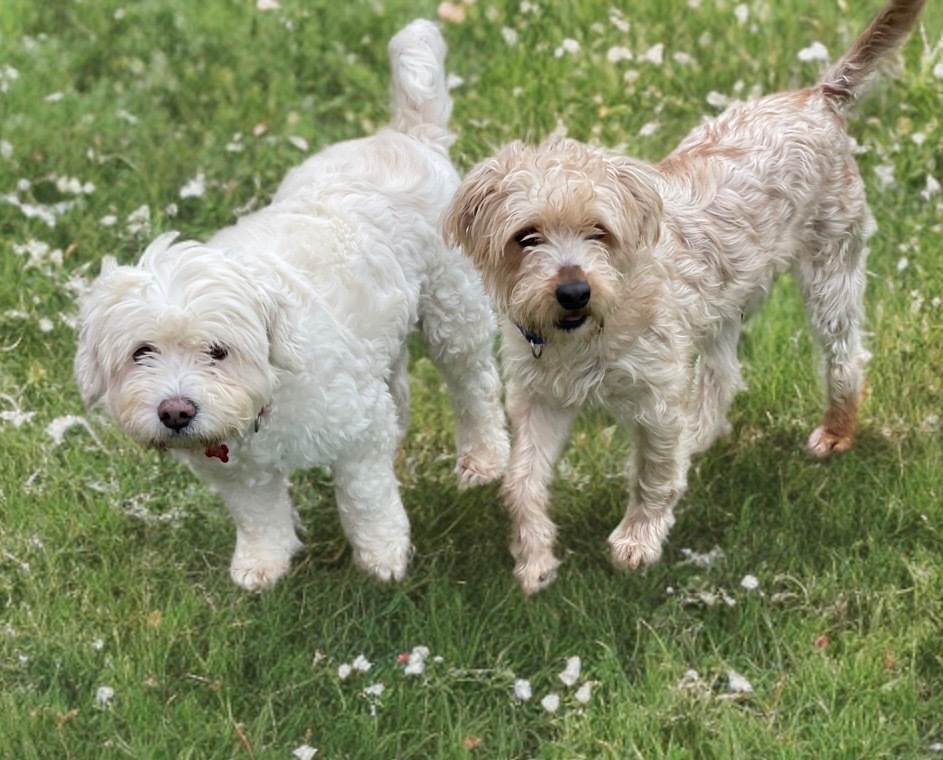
[558,312,587,331]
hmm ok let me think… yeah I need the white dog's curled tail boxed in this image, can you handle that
[388,19,453,145]
[820,0,926,110]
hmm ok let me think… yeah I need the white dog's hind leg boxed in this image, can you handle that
[419,258,510,487]
[388,347,412,445]
[332,428,413,582]
[690,319,745,454]
[215,473,305,591]
[608,399,690,570]
[500,388,578,595]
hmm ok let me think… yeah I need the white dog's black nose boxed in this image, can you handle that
[158,396,197,431]
[556,280,591,310]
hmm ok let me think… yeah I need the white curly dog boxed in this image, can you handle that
[75,20,508,591]
[444,0,924,594]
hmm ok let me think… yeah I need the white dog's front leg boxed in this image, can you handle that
[609,402,690,569]
[501,387,578,595]
[214,473,304,591]
[332,444,412,583]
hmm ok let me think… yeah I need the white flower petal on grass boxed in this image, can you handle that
[639,121,660,138]
[540,693,560,713]
[362,682,385,698]
[38,318,54,333]
[933,63,943,80]
[292,745,318,760]
[337,663,352,679]
[1,410,36,428]
[797,41,829,63]
[126,204,151,235]
[513,679,532,701]
[446,73,465,90]
[95,685,115,708]
[403,646,430,676]
[740,574,760,590]
[46,415,102,447]
[501,27,518,46]
[929,742,943,752]
[257,0,280,9]
[897,257,909,272]
[91,638,105,651]
[734,4,749,25]
[607,46,633,64]
[288,135,309,152]
[874,164,896,188]
[706,91,729,108]
[920,175,940,200]
[673,51,694,66]
[179,173,207,199]
[727,669,753,694]
[678,546,725,567]
[574,681,594,704]
[554,38,581,58]
[642,43,664,65]
[1,140,12,159]
[558,656,581,686]
[352,654,372,673]
[100,214,117,227]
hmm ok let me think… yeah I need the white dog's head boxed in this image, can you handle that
[444,138,663,342]
[75,232,303,451]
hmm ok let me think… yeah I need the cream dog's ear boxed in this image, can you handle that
[74,255,121,406]
[443,141,526,266]
[260,287,305,373]
[606,155,663,252]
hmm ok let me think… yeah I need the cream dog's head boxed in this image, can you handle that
[75,232,303,451]
[444,137,662,342]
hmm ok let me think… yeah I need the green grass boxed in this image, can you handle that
[2,0,942,757]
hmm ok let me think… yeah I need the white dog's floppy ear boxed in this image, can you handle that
[443,141,526,266]
[74,256,119,406]
[607,155,663,252]
[260,288,305,372]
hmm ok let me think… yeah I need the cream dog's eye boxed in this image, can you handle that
[132,344,156,362]
[587,227,608,242]
[513,228,544,249]
[207,344,229,361]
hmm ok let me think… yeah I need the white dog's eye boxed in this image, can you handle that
[207,344,229,361]
[132,344,156,362]
[513,227,544,249]
[587,227,609,242]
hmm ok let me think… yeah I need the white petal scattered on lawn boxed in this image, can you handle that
[446,73,465,90]
[678,546,725,567]
[179,172,207,199]
[0,139,12,159]
[558,656,581,687]
[673,51,694,66]
[641,43,664,65]
[337,663,353,680]
[897,257,909,272]
[100,214,117,227]
[734,4,749,25]
[933,62,943,80]
[292,745,318,760]
[256,0,280,10]
[607,46,633,64]
[500,27,518,46]
[574,681,594,704]
[288,135,309,152]
[609,11,630,34]
[91,638,105,651]
[928,742,943,753]
[740,574,760,590]
[874,164,896,188]
[727,669,753,694]
[639,121,660,137]
[513,679,532,702]
[437,1,466,24]
[706,91,729,108]
[352,654,372,673]
[0,65,20,94]
[402,646,430,677]
[115,108,139,124]
[540,693,560,713]
[46,415,101,446]
[362,682,385,698]
[126,204,151,235]
[554,38,581,58]
[95,685,115,708]
[920,175,940,200]
[797,41,829,62]
[2,193,75,227]
[1,410,37,429]
[38,318,54,333]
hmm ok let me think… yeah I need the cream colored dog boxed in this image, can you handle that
[444,0,925,594]
[75,20,508,591]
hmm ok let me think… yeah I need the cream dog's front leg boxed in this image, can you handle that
[608,395,691,569]
[500,384,579,595]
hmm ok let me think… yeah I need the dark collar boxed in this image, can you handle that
[515,323,545,359]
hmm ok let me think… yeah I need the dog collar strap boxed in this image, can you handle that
[204,406,266,463]
[515,323,545,359]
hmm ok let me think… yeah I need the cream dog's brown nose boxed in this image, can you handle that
[556,280,591,310]
[158,397,197,430]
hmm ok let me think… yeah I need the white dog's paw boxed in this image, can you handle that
[352,539,413,583]
[455,447,506,489]
[807,425,854,459]
[229,534,303,592]
[513,551,561,596]
[608,523,665,570]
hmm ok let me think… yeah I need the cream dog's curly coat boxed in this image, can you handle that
[445,0,925,594]
[76,20,508,591]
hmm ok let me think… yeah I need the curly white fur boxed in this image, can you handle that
[76,20,508,591]
[444,0,924,595]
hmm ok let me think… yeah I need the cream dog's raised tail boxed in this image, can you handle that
[76,20,509,591]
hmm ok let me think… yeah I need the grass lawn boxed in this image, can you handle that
[1,0,941,757]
